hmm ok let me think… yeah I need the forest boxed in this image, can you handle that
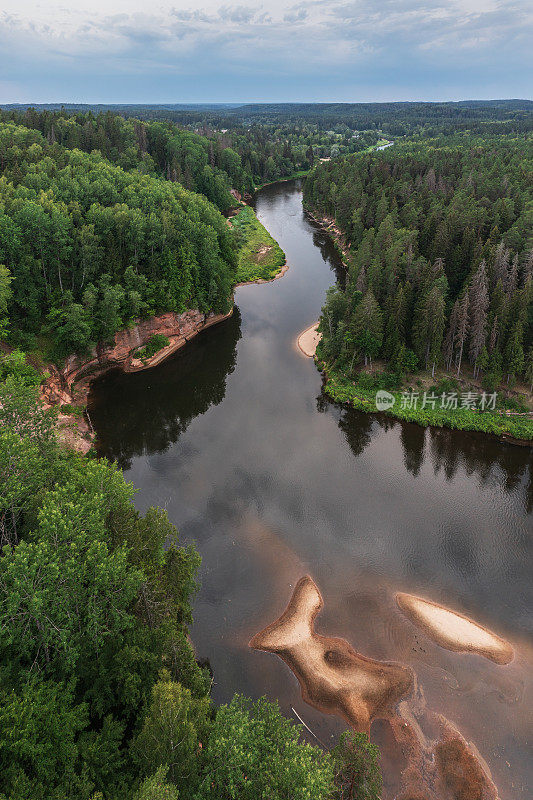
[0,107,385,799]
[0,354,381,799]
[0,109,252,201]
[0,107,381,189]
[0,120,240,360]
[303,134,533,419]
[5,99,531,135]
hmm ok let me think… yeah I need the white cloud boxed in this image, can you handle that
[0,1,530,100]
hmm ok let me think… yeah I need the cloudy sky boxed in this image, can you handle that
[0,0,531,103]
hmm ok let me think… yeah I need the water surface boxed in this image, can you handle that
[90,180,533,798]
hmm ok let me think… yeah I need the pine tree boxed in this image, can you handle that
[443,297,460,372]
[525,347,533,392]
[454,292,469,376]
[351,291,383,367]
[505,254,519,295]
[468,260,489,377]
[491,241,510,287]
[413,282,446,376]
[504,321,524,384]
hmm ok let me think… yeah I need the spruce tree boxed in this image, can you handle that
[469,260,489,378]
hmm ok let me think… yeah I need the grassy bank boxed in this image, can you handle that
[319,364,533,442]
[232,205,286,282]
[253,169,309,190]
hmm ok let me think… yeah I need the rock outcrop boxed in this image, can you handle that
[39,306,233,453]
[43,308,233,406]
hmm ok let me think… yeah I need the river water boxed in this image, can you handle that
[89,180,532,798]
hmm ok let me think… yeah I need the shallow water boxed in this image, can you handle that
[89,180,533,798]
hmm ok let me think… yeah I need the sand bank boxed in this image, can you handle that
[396,593,514,664]
[250,576,413,732]
[297,323,321,357]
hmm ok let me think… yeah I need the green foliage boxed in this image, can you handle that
[0,264,12,339]
[136,334,171,363]
[196,695,334,800]
[332,732,382,800]
[0,120,237,360]
[0,375,208,798]
[134,767,179,800]
[0,678,91,800]
[0,349,41,386]
[0,477,143,676]
[231,206,286,282]
[132,671,210,793]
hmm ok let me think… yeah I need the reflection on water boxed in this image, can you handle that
[90,309,241,470]
[89,179,533,799]
[328,400,533,512]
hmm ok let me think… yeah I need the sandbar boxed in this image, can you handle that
[250,576,413,732]
[297,323,321,357]
[396,592,514,665]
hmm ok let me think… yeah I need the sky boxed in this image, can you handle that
[0,0,531,103]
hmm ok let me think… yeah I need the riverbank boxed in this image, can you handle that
[253,169,309,192]
[304,210,352,265]
[297,323,321,357]
[230,205,287,282]
[319,364,533,444]
[39,307,233,453]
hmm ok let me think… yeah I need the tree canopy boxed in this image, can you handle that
[305,134,532,388]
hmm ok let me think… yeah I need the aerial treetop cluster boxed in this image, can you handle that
[304,134,533,390]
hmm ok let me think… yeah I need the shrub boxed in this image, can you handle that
[136,335,170,362]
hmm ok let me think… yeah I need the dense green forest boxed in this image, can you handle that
[0,109,252,202]
[0,121,239,360]
[5,99,531,191]
[0,355,382,799]
[206,123,381,185]
[5,99,531,135]
[0,107,382,190]
[304,134,533,405]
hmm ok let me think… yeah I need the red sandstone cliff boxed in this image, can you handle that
[39,307,233,453]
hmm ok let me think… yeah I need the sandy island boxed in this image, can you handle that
[250,576,413,732]
[297,322,321,357]
[251,577,501,799]
[397,593,514,665]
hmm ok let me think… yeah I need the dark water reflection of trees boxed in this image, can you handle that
[319,394,533,511]
[88,309,241,470]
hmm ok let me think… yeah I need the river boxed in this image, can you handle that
[89,179,533,798]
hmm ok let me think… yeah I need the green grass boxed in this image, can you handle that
[319,364,533,442]
[60,403,86,418]
[253,169,309,190]
[231,206,286,283]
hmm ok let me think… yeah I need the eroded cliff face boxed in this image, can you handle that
[40,307,233,453]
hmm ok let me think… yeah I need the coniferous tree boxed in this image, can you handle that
[469,260,489,377]
[352,291,383,367]
[454,292,469,376]
[414,282,446,376]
